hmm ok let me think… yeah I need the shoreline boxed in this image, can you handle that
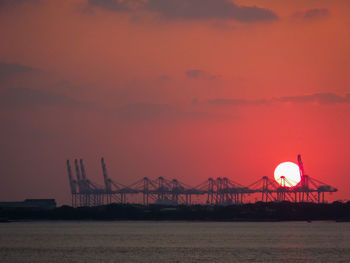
[1,201,350,222]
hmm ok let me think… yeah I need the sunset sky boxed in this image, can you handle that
[1,0,350,204]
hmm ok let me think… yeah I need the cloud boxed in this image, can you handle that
[0,87,86,109]
[0,62,44,89]
[202,93,350,107]
[117,103,175,119]
[88,0,278,23]
[158,74,171,81]
[293,8,329,20]
[206,98,266,106]
[115,102,212,120]
[0,62,36,79]
[87,0,135,12]
[277,93,350,104]
[186,69,218,80]
[0,0,38,10]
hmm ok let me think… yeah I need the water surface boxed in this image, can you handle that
[0,221,349,262]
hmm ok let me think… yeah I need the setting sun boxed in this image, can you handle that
[274,162,301,187]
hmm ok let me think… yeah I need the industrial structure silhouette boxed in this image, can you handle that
[66,155,337,207]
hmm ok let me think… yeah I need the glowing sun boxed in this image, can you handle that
[274,162,301,187]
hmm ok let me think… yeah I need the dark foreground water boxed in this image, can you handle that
[1,221,350,262]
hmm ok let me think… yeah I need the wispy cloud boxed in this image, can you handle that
[0,0,39,11]
[277,93,350,104]
[293,8,329,20]
[202,93,350,106]
[87,0,278,23]
[0,62,36,79]
[0,87,88,109]
[206,98,267,106]
[186,69,218,80]
[115,102,211,120]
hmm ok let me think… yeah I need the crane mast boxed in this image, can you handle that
[297,154,304,177]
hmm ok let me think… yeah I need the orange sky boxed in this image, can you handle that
[1,0,350,204]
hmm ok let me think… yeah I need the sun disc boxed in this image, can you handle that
[274,162,301,187]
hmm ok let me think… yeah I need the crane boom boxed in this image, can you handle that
[297,154,304,177]
[80,159,87,180]
[101,157,111,192]
[66,160,76,194]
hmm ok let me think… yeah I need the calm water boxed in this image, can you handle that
[1,221,350,262]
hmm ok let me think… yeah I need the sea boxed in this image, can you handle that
[0,221,350,262]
